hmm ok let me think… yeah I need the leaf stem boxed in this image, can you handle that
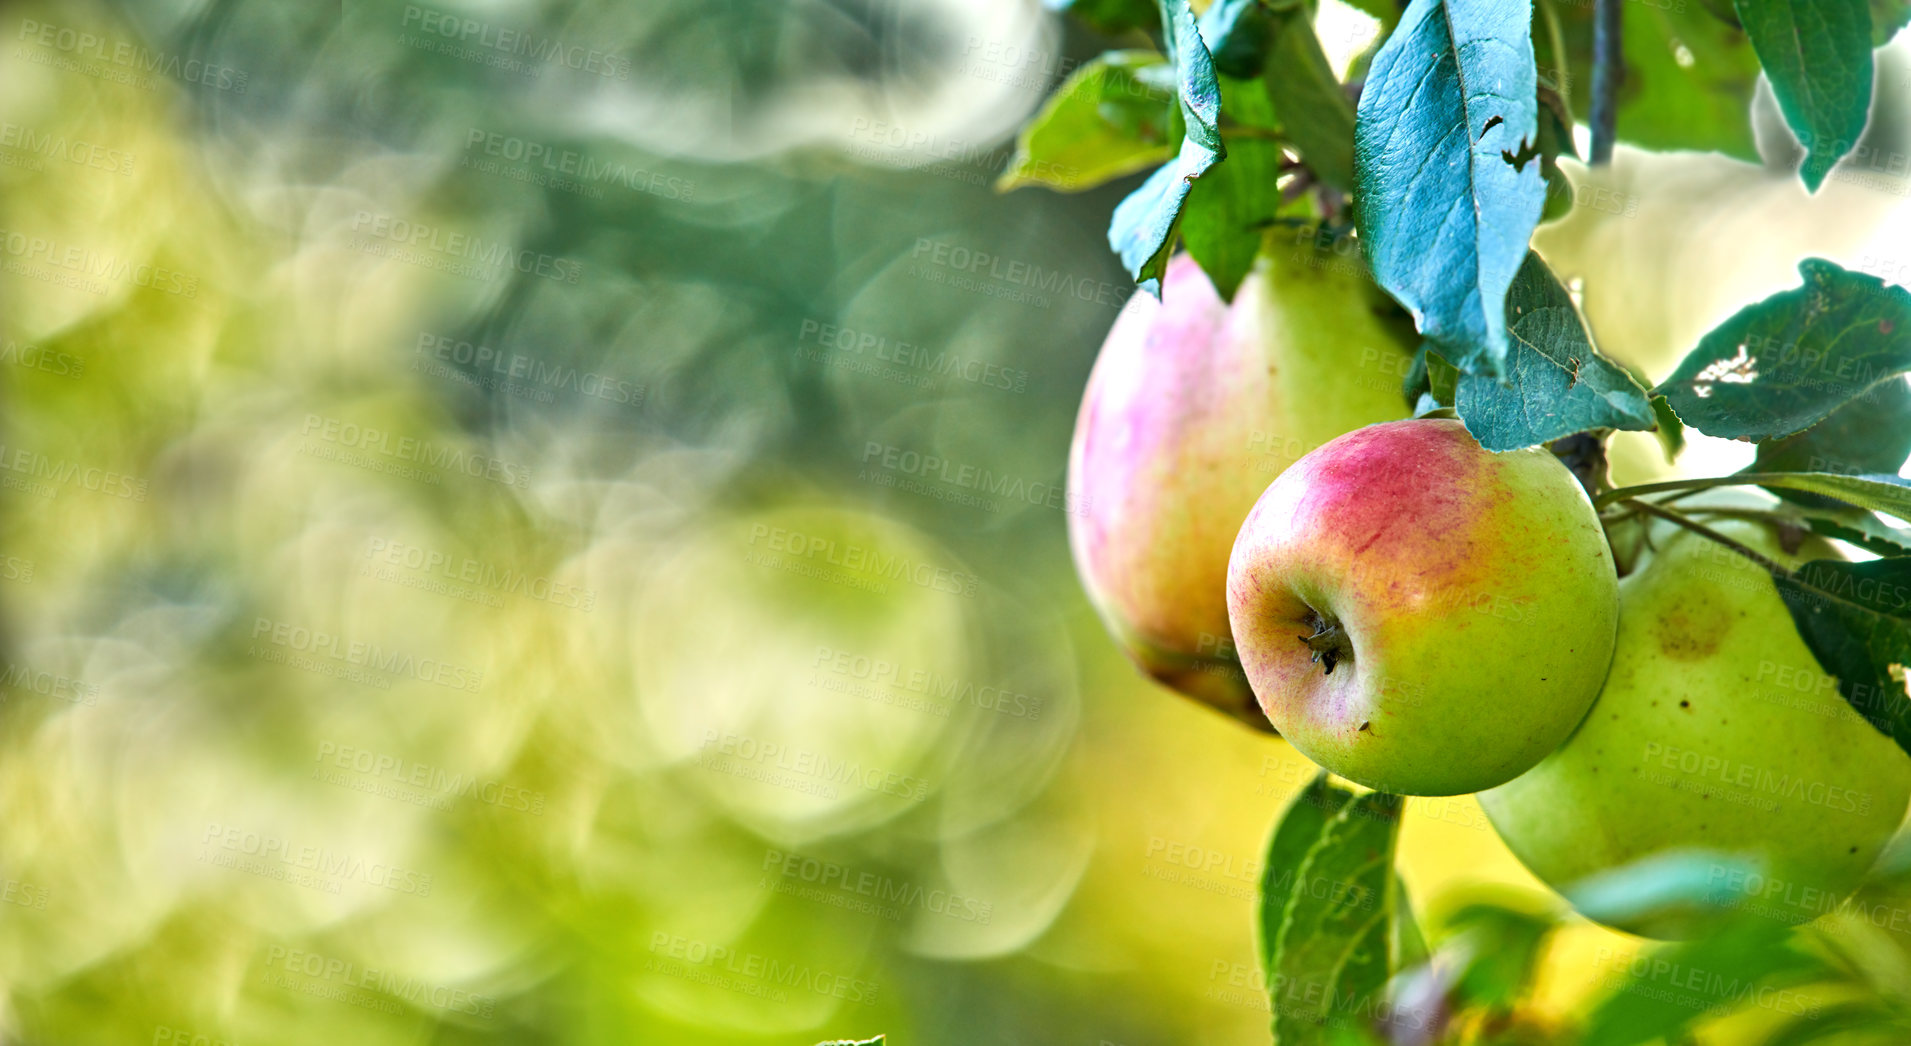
[1591,472,1804,510]
[1622,499,1794,578]
[1590,0,1622,164]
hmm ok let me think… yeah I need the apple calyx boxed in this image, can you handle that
[1297,610,1350,676]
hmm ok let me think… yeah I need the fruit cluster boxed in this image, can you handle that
[1068,248,1911,938]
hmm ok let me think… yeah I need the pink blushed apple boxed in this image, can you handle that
[1225,418,1619,795]
[1068,249,1414,729]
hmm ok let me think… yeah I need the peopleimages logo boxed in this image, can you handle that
[201,823,433,896]
[349,212,582,284]
[249,617,485,693]
[301,414,532,489]
[860,442,1087,515]
[16,18,250,92]
[399,5,631,80]
[910,238,1131,309]
[462,130,691,201]
[413,332,643,408]
[0,227,199,297]
[261,944,494,1018]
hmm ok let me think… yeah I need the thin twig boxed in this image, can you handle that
[1624,499,1793,578]
[1590,0,1622,164]
[1590,473,1798,511]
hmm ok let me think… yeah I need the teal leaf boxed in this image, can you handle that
[998,51,1177,193]
[1752,377,1911,486]
[1199,0,1287,78]
[1354,0,1546,378]
[1109,0,1226,294]
[1732,0,1874,191]
[1564,851,1764,933]
[1455,252,1656,451]
[1654,259,1911,442]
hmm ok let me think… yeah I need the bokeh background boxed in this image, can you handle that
[4,0,1911,1043]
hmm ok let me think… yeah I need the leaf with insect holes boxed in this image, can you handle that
[1455,252,1656,451]
[1655,259,1911,442]
[1732,0,1874,191]
[1108,0,1225,294]
[998,51,1178,193]
[1775,557,1911,759]
[1260,772,1404,1045]
[1354,0,1546,379]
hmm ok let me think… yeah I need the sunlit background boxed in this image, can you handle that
[4,0,1911,1043]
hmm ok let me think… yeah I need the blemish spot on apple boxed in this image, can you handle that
[1654,600,1728,660]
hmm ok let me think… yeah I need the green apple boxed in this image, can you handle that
[1068,244,1414,729]
[1480,512,1911,937]
[1225,418,1618,795]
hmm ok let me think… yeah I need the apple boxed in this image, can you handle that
[1068,245,1414,729]
[1479,511,1911,937]
[1225,418,1618,795]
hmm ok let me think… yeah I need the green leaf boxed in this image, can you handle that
[1262,775,1405,1045]
[1258,772,1355,973]
[1455,252,1656,451]
[1775,557,1911,757]
[1353,0,1547,379]
[1438,899,1555,1012]
[1545,3,1765,160]
[1738,471,1911,519]
[1875,0,1911,43]
[1654,259,1911,442]
[1426,349,1459,407]
[1182,140,1284,300]
[999,51,1178,193]
[1753,377,1911,485]
[1758,1002,1901,1046]
[1109,0,1226,294]
[1732,0,1874,191]
[1390,878,1428,969]
[1790,505,1911,556]
[1045,0,1160,34]
[815,1038,885,1046]
[1650,395,1686,463]
[1580,917,1827,1046]
[1264,9,1357,192]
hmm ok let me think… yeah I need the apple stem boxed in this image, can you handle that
[1621,499,1794,579]
[1298,611,1350,676]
